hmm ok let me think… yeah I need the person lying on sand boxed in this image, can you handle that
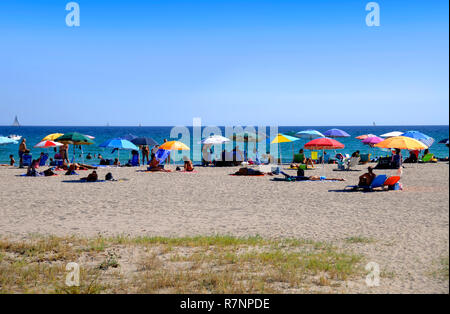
[233,167,272,176]
[147,154,170,172]
[358,166,376,186]
[80,170,98,182]
[282,171,345,181]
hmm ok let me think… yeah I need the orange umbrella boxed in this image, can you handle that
[159,141,190,151]
[374,136,428,150]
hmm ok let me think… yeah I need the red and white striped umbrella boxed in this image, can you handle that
[34,140,64,148]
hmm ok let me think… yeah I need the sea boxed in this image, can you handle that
[0,125,448,165]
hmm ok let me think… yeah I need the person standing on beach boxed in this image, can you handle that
[163,139,170,164]
[141,145,150,165]
[59,144,70,164]
[18,138,27,168]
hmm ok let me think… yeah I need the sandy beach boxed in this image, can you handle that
[0,162,448,293]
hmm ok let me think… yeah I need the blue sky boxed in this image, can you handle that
[0,0,448,126]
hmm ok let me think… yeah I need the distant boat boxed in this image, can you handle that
[8,134,22,141]
[12,115,20,126]
[373,122,376,127]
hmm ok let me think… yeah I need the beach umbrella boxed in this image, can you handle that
[401,131,434,148]
[34,140,63,148]
[304,138,345,150]
[374,136,428,150]
[55,132,94,163]
[304,137,345,170]
[98,138,139,165]
[120,133,138,141]
[271,133,300,162]
[380,131,403,138]
[323,128,350,138]
[131,137,158,147]
[159,141,190,165]
[355,134,377,140]
[296,130,325,140]
[55,132,94,145]
[229,131,267,161]
[362,136,384,147]
[0,136,18,145]
[159,141,190,151]
[42,133,64,142]
[199,135,230,145]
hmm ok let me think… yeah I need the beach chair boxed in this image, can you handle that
[22,154,32,167]
[311,151,318,163]
[346,157,360,170]
[155,149,170,164]
[420,153,435,163]
[383,176,401,190]
[359,153,371,164]
[130,154,140,166]
[39,154,49,166]
[345,174,387,192]
[293,154,303,163]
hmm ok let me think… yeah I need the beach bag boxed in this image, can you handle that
[105,172,114,181]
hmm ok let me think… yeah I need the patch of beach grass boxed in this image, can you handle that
[344,236,375,244]
[431,256,449,281]
[0,235,364,293]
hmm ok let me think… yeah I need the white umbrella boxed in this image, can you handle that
[199,135,230,145]
[34,140,63,148]
[380,131,403,138]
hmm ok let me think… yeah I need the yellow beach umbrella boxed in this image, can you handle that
[159,141,190,151]
[271,133,300,163]
[374,136,428,150]
[42,133,64,142]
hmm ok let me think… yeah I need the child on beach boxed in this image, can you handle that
[9,155,15,166]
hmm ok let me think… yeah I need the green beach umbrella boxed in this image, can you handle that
[55,132,94,145]
[55,132,94,163]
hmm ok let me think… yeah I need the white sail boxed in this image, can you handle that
[12,115,20,126]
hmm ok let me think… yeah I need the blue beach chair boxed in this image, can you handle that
[155,149,170,164]
[22,154,32,167]
[130,154,140,166]
[39,154,49,166]
[345,174,387,192]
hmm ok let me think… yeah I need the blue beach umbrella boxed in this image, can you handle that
[0,136,18,145]
[295,130,325,140]
[99,138,139,164]
[323,128,350,138]
[120,133,138,141]
[401,131,434,148]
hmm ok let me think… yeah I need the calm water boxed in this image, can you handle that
[0,125,448,164]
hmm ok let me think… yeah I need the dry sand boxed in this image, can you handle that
[0,162,448,293]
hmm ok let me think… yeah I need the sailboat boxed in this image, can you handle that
[12,115,20,126]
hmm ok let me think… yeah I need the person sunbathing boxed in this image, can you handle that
[81,170,98,182]
[184,159,194,172]
[234,167,264,176]
[291,149,314,169]
[282,171,344,181]
[65,164,78,175]
[147,154,169,172]
[358,166,376,186]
